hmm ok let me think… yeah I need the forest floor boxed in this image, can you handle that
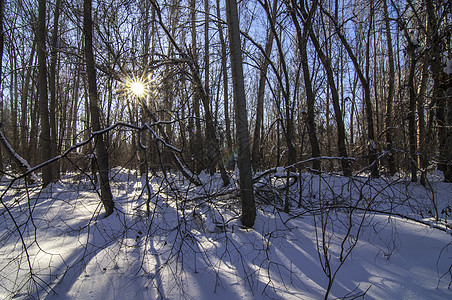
[0,168,451,299]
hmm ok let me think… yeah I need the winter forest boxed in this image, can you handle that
[0,0,451,298]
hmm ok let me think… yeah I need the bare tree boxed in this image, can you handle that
[383,0,397,176]
[20,40,35,160]
[406,34,418,182]
[83,0,114,216]
[287,0,321,172]
[49,0,61,180]
[216,0,233,152]
[322,4,379,178]
[37,0,53,186]
[425,0,452,182]
[295,0,352,176]
[225,0,256,227]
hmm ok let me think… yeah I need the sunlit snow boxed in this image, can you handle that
[0,169,451,299]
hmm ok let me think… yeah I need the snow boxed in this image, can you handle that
[444,59,452,75]
[0,169,451,299]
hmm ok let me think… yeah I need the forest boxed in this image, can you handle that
[0,0,451,299]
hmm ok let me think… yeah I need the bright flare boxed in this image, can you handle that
[118,72,153,101]
[130,80,146,98]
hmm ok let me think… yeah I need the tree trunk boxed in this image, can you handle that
[425,0,450,182]
[83,0,114,216]
[407,43,418,182]
[190,0,203,173]
[28,83,39,166]
[20,40,35,158]
[216,0,232,151]
[37,0,53,186]
[9,54,18,150]
[252,0,277,171]
[225,0,256,228]
[383,0,397,176]
[204,0,216,175]
[49,0,61,180]
[418,60,429,185]
[443,76,452,183]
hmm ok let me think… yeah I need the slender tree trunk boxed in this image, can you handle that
[225,0,256,228]
[383,0,397,176]
[49,0,61,180]
[204,0,217,175]
[190,0,203,173]
[252,0,277,171]
[28,82,39,165]
[216,0,232,151]
[407,43,418,182]
[20,40,35,158]
[217,1,232,148]
[418,60,429,185]
[9,53,18,150]
[84,0,114,216]
[37,0,53,186]
[444,76,452,183]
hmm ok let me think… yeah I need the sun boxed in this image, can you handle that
[119,72,153,100]
[129,79,146,98]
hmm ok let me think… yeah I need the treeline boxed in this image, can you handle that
[0,0,451,184]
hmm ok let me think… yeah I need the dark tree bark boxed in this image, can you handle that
[443,75,452,183]
[383,0,397,176]
[49,0,61,180]
[37,0,53,186]
[406,41,418,182]
[204,0,217,175]
[425,0,451,182]
[28,82,39,166]
[20,40,35,159]
[83,0,114,216]
[190,0,203,173]
[225,0,256,228]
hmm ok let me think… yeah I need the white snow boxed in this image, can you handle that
[0,169,451,299]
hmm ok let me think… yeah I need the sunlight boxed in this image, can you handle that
[120,72,154,100]
[130,79,146,98]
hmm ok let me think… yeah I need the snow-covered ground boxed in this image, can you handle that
[0,169,451,299]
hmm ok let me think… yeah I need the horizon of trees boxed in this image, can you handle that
[0,0,451,196]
